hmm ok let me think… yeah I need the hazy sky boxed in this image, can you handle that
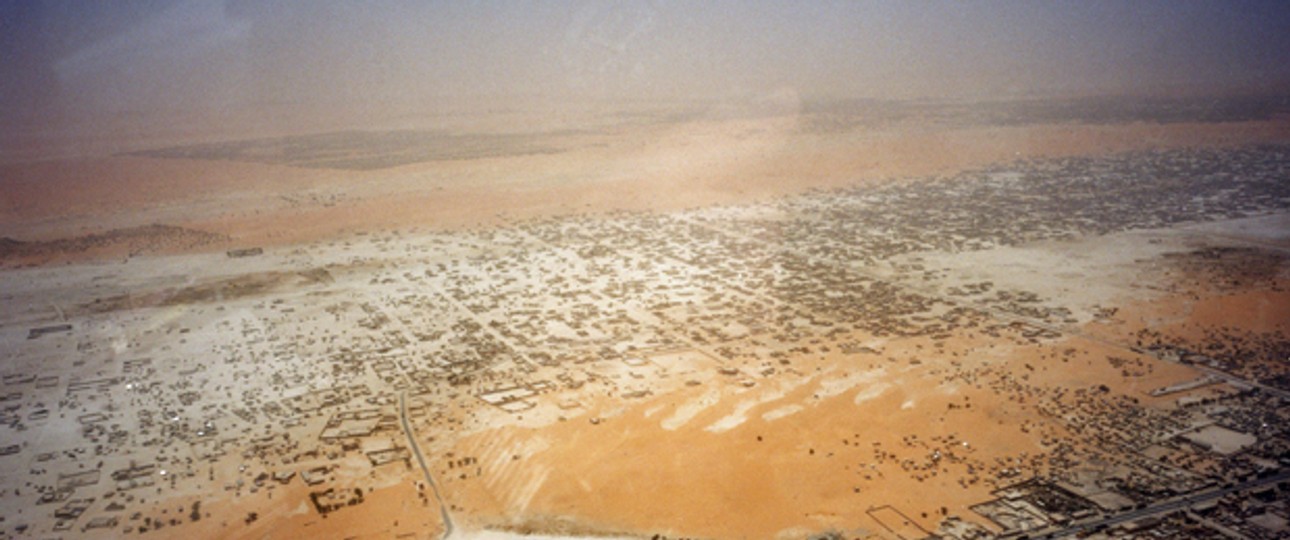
[3,0,1290,127]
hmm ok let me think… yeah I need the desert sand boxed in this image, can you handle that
[4,105,1289,254]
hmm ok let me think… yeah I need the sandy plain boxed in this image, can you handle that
[4,101,1289,251]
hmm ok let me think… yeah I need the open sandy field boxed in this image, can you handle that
[3,100,1289,256]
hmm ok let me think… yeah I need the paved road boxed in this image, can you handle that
[400,391,455,540]
[1035,470,1290,538]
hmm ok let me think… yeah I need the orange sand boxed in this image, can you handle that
[440,329,1203,539]
[4,115,1289,259]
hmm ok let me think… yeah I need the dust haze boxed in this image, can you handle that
[4,1,1290,157]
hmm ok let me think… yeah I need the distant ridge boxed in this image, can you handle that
[0,224,229,261]
[123,129,576,171]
